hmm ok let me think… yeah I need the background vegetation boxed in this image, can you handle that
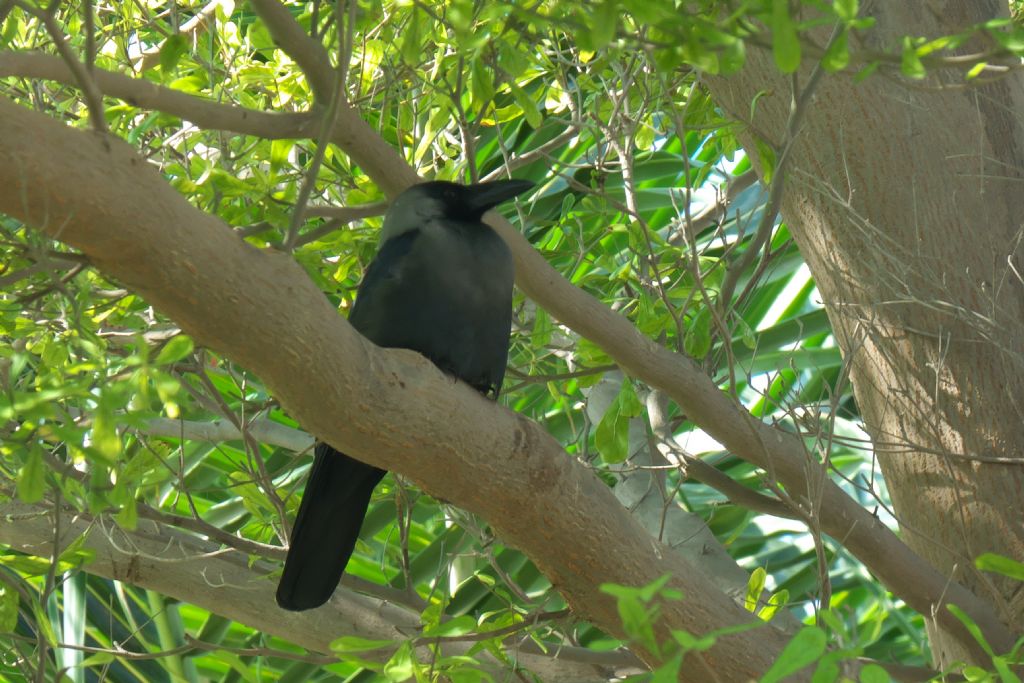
[1,0,1022,681]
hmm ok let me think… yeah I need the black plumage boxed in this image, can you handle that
[276,179,533,611]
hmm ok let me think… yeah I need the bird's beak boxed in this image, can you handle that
[467,179,535,212]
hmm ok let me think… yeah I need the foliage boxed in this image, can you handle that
[1,0,1022,681]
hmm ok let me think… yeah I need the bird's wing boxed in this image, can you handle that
[347,228,421,337]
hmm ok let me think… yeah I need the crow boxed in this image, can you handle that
[276,179,533,611]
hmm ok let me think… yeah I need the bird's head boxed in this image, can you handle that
[381,179,534,239]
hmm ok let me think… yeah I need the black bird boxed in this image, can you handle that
[276,179,533,611]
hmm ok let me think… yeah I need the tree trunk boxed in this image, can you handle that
[706,0,1024,666]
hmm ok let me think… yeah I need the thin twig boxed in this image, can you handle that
[282,1,353,251]
[15,1,108,133]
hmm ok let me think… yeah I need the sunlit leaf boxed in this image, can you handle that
[772,0,801,73]
[761,627,827,683]
[159,35,188,75]
[155,335,194,365]
[900,36,926,79]
[16,450,46,503]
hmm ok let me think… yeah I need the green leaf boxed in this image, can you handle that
[758,589,788,622]
[151,369,182,416]
[155,335,194,365]
[447,0,473,35]
[270,139,293,172]
[833,0,858,22]
[966,61,988,80]
[0,554,52,576]
[331,635,397,653]
[671,629,717,652]
[755,139,777,184]
[761,626,827,683]
[447,667,493,683]
[915,35,956,57]
[159,35,188,75]
[684,308,712,359]
[92,397,121,463]
[115,496,138,531]
[946,604,994,657]
[498,40,530,79]
[17,450,46,503]
[615,594,659,656]
[975,552,1024,581]
[384,641,418,681]
[618,381,643,417]
[738,317,757,350]
[0,9,20,48]
[987,26,1024,52]
[991,655,1022,683]
[811,652,842,683]
[961,665,989,680]
[859,663,891,683]
[470,59,495,109]
[0,584,18,633]
[620,0,663,24]
[854,61,880,83]
[508,82,542,128]
[817,608,845,636]
[900,37,926,79]
[720,35,747,74]
[595,400,629,463]
[821,29,849,71]
[400,8,423,66]
[771,0,801,73]
[40,338,68,369]
[594,382,641,464]
[591,0,618,51]
[599,583,637,600]
[649,651,684,682]
[745,567,766,612]
[423,615,478,638]
[637,574,673,602]
[57,534,96,568]
[80,652,116,667]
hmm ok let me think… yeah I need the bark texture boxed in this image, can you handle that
[3,22,1014,658]
[706,0,1024,665]
[0,94,790,681]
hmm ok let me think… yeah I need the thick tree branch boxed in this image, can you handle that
[0,95,791,680]
[0,31,1014,654]
[488,196,1015,660]
[0,48,416,193]
[0,53,319,139]
[311,65,1016,667]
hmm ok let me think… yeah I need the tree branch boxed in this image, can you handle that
[313,50,1016,663]
[0,94,791,680]
[0,30,1014,652]
[0,53,319,139]
[13,1,107,133]
[134,415,313,452]
[0,500,631,682]
[133,0,223,73]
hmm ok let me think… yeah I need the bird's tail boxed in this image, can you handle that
[276,443,386,611]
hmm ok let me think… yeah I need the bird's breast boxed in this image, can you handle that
[419,221,514,299]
